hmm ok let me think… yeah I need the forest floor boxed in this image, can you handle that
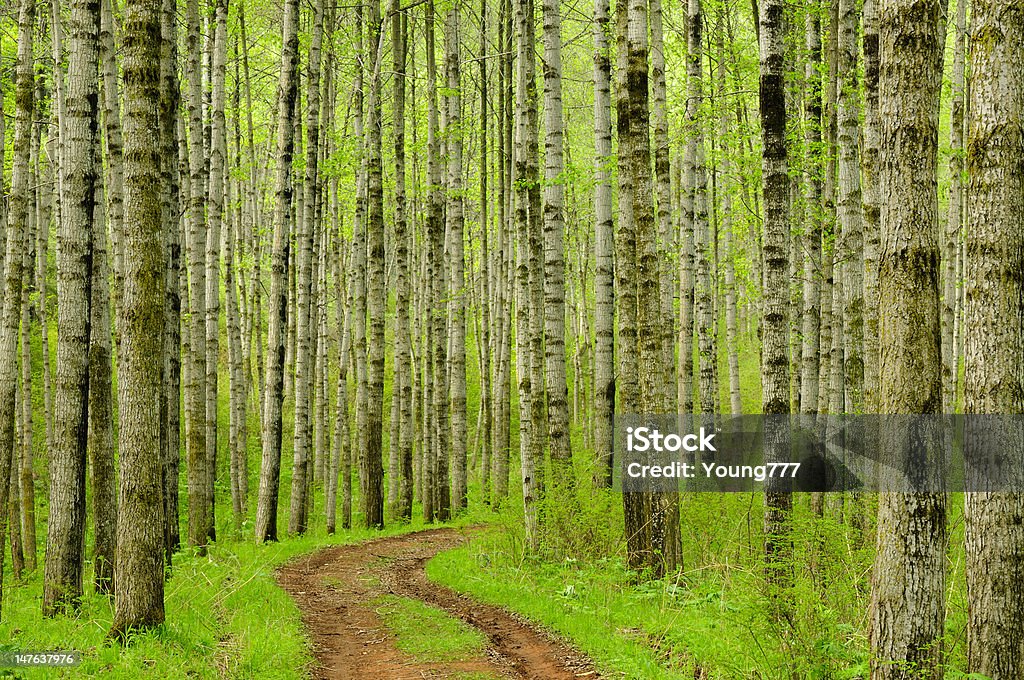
[276,527,600,679]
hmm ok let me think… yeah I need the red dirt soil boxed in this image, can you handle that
[276,527,600,679]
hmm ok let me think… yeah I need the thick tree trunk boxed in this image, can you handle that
[869,1,947,676]
[45,0,99,616]
[963,2,1024,675]
[254,0,299,543]
[110,0,167,636]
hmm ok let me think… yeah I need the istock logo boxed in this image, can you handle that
[625,426,717,453]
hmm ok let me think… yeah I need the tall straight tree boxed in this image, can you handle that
[0,0,35,621]
[364,0,387,529]
[869,0,947,676]
[861,0,880,413]
[290,0,325,535]
[159,0,183,561]
[392,1,414,520]
[254,0,300,543]
[591,0,614,486]
[203,0,229,543]
[963,1,1024,675]
[941,0,967,413]
[837,0,864,413]
[111,0,167,636]
[542,0,572,498]
[800,2,823,416]
[184,0,210,549]
[446,0,468,512]
[758,0,793,588]
[45,0,100,616]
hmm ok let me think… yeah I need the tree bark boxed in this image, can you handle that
[111,0,167,636]
[963,2,1024,675]
[45,0,99,616]
[254,0,299,543]
[869,1,947,676]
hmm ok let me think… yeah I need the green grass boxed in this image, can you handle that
[0,518,482,679]
[374,594,488,663]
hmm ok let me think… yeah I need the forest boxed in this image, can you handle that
[0,0,1022,677]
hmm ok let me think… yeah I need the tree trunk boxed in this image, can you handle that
[592,0,614,487]
[365,0,387,529]
[184,0,210,550]
[941,0,966,414]
[45,0,99,616]
[542,0,572,499]
[861,0,880,414]
[800,4,823,417]
[159,0,182,562]
[758,0,793,589]
[289,0,325,535]
[254,0,299,543]
[110,0,167,636]
[869,1,947,676]
[963,2,1024,675]
[837,0,863,414]
[446,3,468,513]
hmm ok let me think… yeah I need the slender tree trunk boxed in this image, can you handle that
[963,3,1024,675]
[869,1,947,676]
[838,0,864,414]
[758,0,793,590]
[159,0,182,562]
[592,0,614,486]
[184,0,210,550]
[100,0,125,331]
[90,136,117,597]
[365,0,387,529]
[254,0,299,543]
[542,0,572,499]
[800,4,823,417]
[289,0,325,535]
[861,0,880,414]
[446,2,468,513]
[941,0,966,414]
[202,0,228,544]
[45,0,99,616]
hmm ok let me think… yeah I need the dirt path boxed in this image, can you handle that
[276,527,599,680]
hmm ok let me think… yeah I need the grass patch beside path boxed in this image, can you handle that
[374,594,488,663]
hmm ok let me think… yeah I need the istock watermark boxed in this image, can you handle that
[612,414,1024,493]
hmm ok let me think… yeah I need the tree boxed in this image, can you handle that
[110,0,167,637]
[45,0,99,615]
[591,0,614,486]
[758,0,792,588]
[868,1,947,676]
[963,2,1024,675]
[800,2,823,417]
[289,0,325,535]
[542,0,572,502]
[0,0,36,621]
[254,0,300,543]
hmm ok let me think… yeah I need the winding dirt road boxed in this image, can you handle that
[276,527,600,679]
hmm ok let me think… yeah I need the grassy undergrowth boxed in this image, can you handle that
[0,513,486,679]
[374,594,488,663]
